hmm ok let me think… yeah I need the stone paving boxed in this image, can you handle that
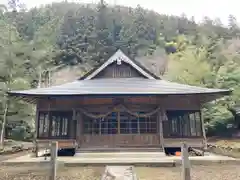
[101,166,138,180]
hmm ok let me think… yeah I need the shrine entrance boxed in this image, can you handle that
[78,108,161,149]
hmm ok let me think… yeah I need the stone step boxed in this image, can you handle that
[77,147,163,153]
[101,166,138,180]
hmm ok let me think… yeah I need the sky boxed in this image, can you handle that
[1,0,239,25]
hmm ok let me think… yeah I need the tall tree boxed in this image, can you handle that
[0,0,31,147]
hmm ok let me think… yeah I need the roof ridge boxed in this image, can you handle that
[79,49,160,80]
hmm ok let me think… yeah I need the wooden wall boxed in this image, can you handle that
[164,138,204,148]
[94,62,145,79]
[37,95,201,111]
[80,134,160,148]
[36,95,204,149]
[78,136,204,148]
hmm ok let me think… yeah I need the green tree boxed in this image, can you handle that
[0,20,31,147]
[165,45,213,86]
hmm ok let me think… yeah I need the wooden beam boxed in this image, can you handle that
[35,104,39,157]
[11,95,38,104]
[158,110,165,151]
[27,97,37,104]
[70,109,76,139]
[76,112,82,147]
[117,111,120,134]
[200,110,207,152]
[50,141,58,180]
[181,143,191,180]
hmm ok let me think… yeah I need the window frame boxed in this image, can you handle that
[37,111,72,139]
[163,110,203,138]
[83,111,157,135]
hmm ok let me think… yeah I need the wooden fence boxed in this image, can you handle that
[49,141,192,180]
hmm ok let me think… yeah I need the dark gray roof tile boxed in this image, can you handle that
[8,78,231,96]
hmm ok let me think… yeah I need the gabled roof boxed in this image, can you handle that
[7,49,232,104]
[80,49,160,80]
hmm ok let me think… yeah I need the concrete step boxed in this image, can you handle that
[77,147,164,153]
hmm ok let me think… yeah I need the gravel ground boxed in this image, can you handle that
[0,164,239,180]
[136,165,240,180]
[0,165,103,180]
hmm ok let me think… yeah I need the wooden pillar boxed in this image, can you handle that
[158,110,165,152]
[99,118,102,135]
[47,98,51,138]
[70,109,76,139]
[50,141,58,180]
[117,111,120,134]
[76,112,83,148]
[34,104,39,157]
[200,110,207,152]
[181,143,191,180]
[137,116,140,134]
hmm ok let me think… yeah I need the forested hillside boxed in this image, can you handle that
[1,0,240,141]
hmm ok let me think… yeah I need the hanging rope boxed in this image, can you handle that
[78,108,114,119]
[77,104,167,119]
[159,109,168,121]
[121,105,161,117]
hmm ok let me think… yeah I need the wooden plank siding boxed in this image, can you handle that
[36,95,204,149]
[94,62,145,79]
[37,95,201,111]
[79,136,204,148]
[80,134,160,148]
[164,138,204,148]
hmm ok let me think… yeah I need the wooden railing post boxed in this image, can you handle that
[181,143,191,180]
[50,141,58,180]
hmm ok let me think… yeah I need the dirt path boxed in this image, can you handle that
[0,164,239,180]
[0,150,32,162]
[0,165,103,180]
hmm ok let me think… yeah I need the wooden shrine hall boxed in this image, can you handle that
[8,49,231,153]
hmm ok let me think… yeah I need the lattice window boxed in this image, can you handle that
[83,112,118,135]
[38,111,71,139]
[51,115,61,137]
[104,112,118,134]
[164,110,202,137]
[170,117,178,136]
[38,112,49,138]
[189,113,197,136]
[83,112,157,135]
[195,112,202,136]
[62,117,68,136]
[83,118,98,134]
[139,115,157,134]
[119,112,139,134]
